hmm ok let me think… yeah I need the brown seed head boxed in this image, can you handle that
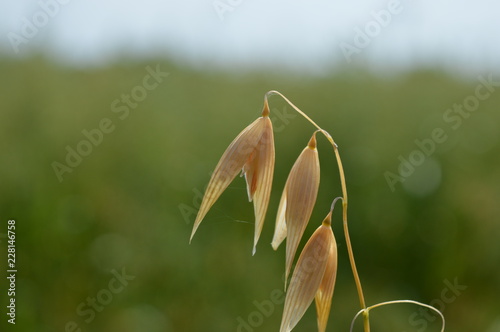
[271,131,320,287]
[190,107,275,255]
[279,215,336,332]
[315,212,337,332]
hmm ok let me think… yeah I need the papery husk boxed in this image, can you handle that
[315,212,338,332]
[242,116,275,255]
[274,133,320,287]
[190,117,265,239]
[190,103,275,255]
[280,218,334,332]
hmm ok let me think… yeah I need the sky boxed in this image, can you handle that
[1,0,499,75]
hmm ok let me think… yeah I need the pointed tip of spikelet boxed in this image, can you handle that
[189,227,196,244]
[322,211,332,227]
[189,228,199,245]
[262,98,270,117]
[252,237,258,256]
[308,131,318,149]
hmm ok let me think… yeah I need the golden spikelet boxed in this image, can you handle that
[315,212,338,332]
[279,211,337,332]
[272,132,320,287]
[190,100,275,255]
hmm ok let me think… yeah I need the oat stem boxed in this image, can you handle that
[350,300,445,332]
[265,90,370,332]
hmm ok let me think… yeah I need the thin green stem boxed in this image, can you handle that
[266,90,369,332]
[332,143,370,332]
[350,300,445,332]
[265,91,334,145]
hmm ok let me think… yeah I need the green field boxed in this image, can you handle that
[0,56,499,332]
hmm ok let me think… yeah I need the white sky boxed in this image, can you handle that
[1,0,499,75]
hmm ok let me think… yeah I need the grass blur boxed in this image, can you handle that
[0,56,499,332]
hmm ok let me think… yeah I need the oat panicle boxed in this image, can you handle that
[190,91,446,332]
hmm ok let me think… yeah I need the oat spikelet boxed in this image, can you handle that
[279,212,335,332]
[242,106,275,255]
[272,132,320,286]
[315,212,338,332]
[189,101,274,255]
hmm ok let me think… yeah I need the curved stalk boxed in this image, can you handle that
[350,300,445,332]
[332,146,369,332]
[265,90,369,331]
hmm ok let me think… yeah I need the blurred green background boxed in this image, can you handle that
[0,56,499,332]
